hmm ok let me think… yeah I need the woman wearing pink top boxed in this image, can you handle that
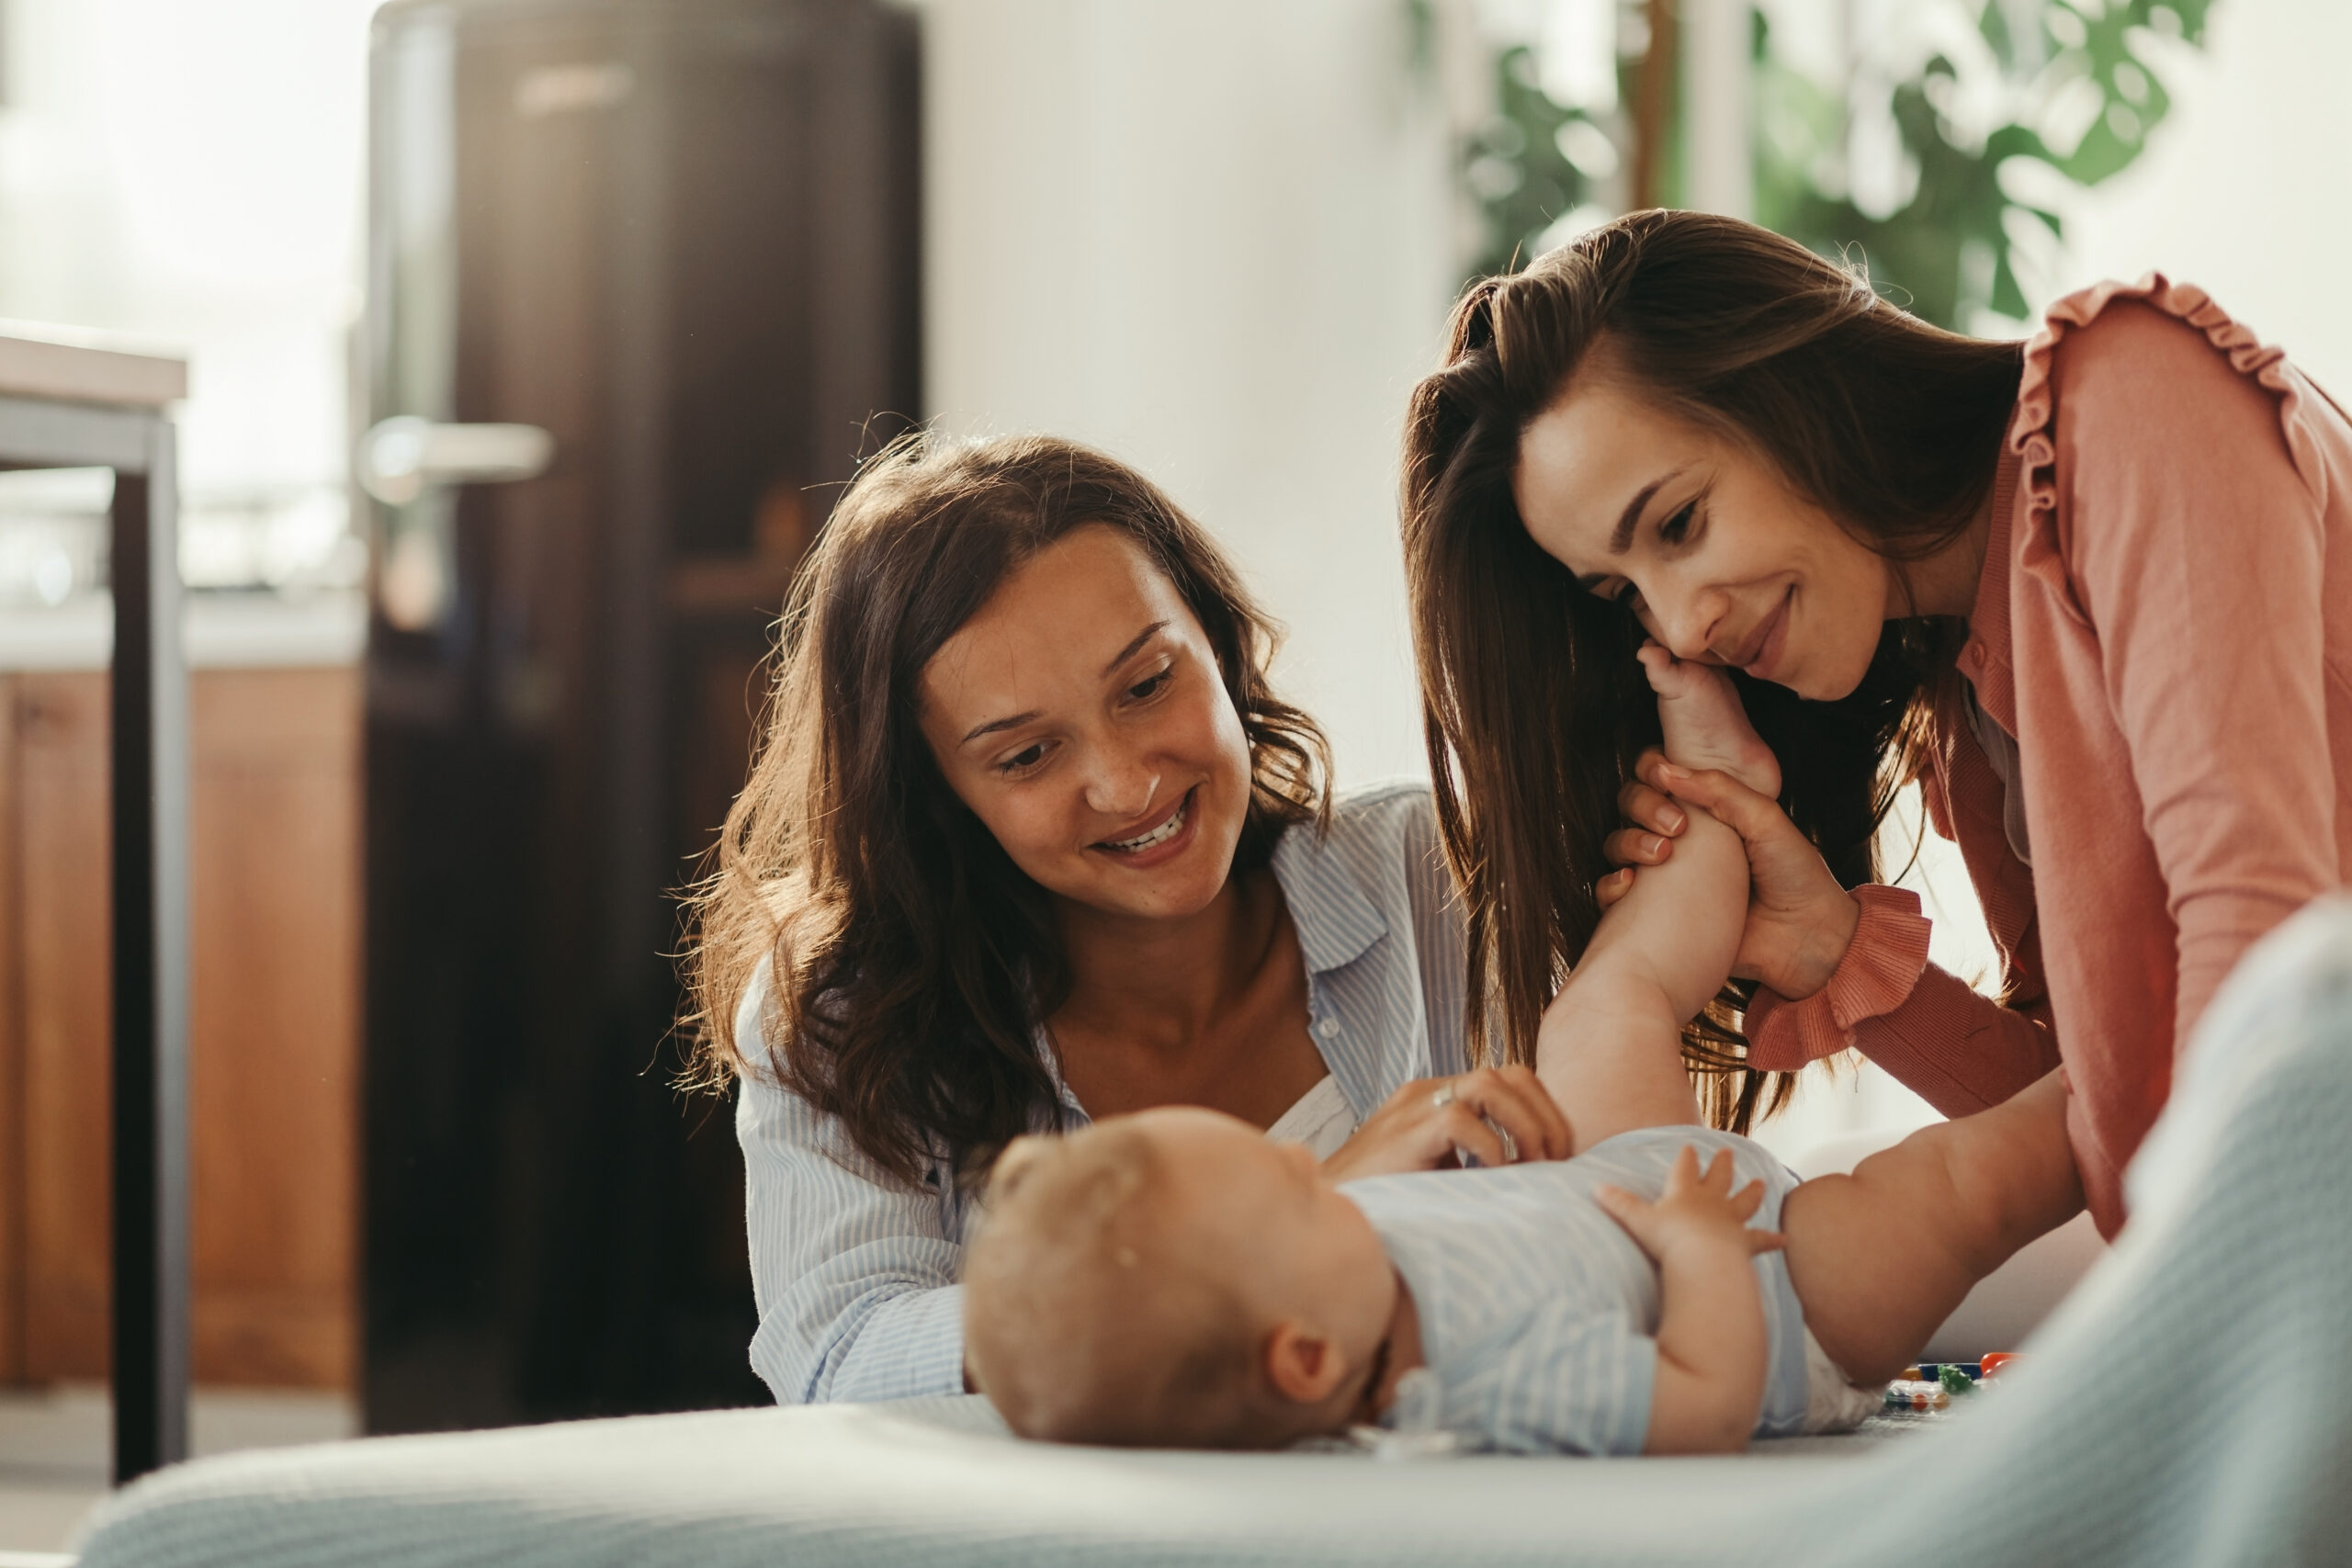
[1401,209,2352,1235]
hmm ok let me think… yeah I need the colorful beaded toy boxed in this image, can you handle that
[1881,1354,2022,1413]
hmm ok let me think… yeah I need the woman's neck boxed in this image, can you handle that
[1899,478,1997,621]
[1051,867,1282,1054]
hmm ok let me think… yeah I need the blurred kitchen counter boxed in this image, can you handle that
[0,606,361,1393]
[0,589,365,671]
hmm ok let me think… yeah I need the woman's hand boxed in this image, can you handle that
[1322,1066,1573,1181]
[1598,749,1861,1001]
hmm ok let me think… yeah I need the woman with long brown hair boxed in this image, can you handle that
[1402,209,2352,1237]
[688,433,1569,1404]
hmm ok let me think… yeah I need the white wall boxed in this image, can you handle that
[923,0,1465,788]
[2049,0,2352,394]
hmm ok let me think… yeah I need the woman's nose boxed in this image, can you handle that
[1082,747,1159,819]
[1647,583,1726,663]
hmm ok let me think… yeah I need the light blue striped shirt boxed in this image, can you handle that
[1343,1127,1812,1455]
[735,782,1474,1404]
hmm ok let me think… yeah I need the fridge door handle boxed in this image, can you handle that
[359,417,556,505]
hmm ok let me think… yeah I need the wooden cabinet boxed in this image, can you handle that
[0,666,359,1390]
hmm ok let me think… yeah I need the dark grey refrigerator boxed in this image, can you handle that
[359,0,918,1431]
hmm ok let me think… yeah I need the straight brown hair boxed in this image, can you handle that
[684,433,1329,1184]
[1401,210,2020,1130]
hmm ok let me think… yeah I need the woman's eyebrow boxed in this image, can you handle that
[957,621,1172,746]
[1609,466,1689,556]
[960,709,1039,746]
[1100,620,1170,677]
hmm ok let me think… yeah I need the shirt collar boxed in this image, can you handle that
[1038,815,1394,1127]
[1270,818,1389,976]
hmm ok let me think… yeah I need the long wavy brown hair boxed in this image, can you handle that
[1401,209,2021,1131]
[684,433,1330,1185]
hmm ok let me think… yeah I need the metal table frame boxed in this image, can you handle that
[0,345,189,1483]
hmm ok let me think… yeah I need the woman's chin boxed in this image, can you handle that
[1790,637,1883,703]
[1066,814,1245,922]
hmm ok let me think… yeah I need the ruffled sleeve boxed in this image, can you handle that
[1745,885,1931,1070]
[2003,276,2332,677]
[1746,886,2061,1115]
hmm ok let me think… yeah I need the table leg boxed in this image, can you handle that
[107,417,190,1483]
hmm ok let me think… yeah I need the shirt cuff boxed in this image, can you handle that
[1744,886,1933,1071]
[761,1281,970,1404]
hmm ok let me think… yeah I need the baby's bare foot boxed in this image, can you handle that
[1638,642,1781,797]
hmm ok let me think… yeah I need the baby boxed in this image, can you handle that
[962,649,2084,1453]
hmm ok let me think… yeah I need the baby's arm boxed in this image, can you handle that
[1596,1145,1785,1454]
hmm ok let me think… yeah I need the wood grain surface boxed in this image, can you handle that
[0,667,358,1389]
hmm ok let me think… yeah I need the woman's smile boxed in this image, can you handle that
[1727,586,1794,683]
[1092,785,1199,865]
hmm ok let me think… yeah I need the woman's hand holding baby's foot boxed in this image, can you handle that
[1635,641,1782,799]
[1596,1145,1785,1266]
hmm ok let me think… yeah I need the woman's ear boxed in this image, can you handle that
[1261,1321,1350,1405]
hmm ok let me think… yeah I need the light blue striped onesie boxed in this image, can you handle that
[1340,1127,1822,1455]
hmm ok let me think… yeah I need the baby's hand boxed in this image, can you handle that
[1635,642,1782,799]
[1595,1145,1784,1266]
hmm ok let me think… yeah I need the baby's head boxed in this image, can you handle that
[963,1107,1393,1449]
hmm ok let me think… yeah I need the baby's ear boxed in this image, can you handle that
[1261,1322,1349,1405]
[989,1136,1046,1201]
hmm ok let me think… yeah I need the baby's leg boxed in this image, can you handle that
[1640,644,1781,798]
[1779,1071,2083,1382]
[1535,804,1747,1149]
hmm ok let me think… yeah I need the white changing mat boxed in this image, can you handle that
[73,898,2352,1568]
[64,1398,1918,1568]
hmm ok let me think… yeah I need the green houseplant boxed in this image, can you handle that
[1467,1,2217,332]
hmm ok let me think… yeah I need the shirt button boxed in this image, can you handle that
[1317,1019,1339,1039]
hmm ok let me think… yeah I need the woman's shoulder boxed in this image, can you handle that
[733,953,783,1077]
[2041,280,2257,392]
[2015,276,2320,465]
[1273,780,1451,941]
[2009,274,2340,539]
[1299,779,1445,875]
[729,958,842,1122]
[733,955,958,1179]
[1326,777,1439,837]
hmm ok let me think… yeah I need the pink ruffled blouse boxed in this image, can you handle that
[1746,277,2352,1236]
